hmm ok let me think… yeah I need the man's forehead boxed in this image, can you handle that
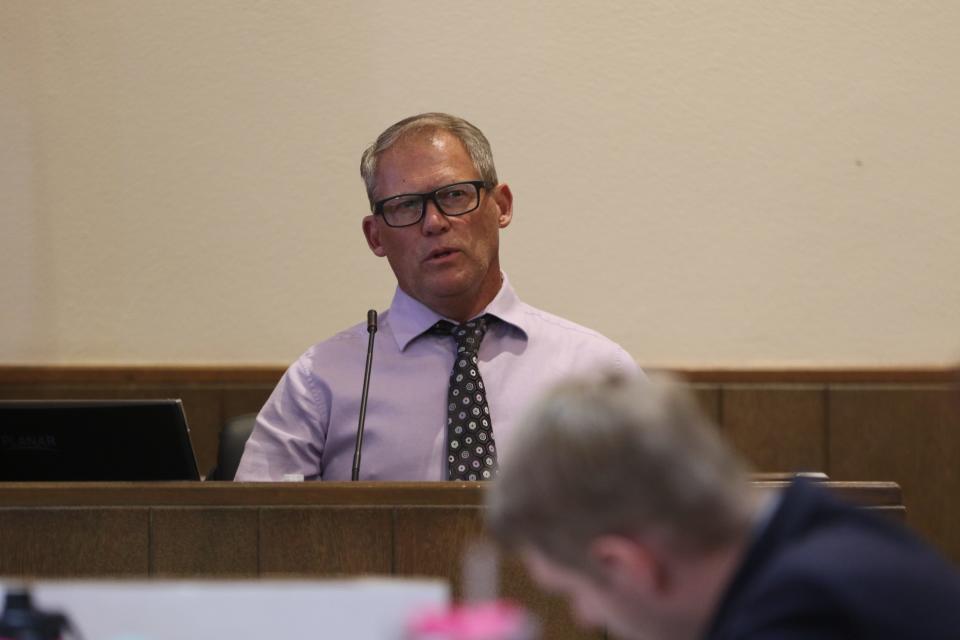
[380,129,465,165]
[372,130,475,196]
[395,125,451,147]
[406,128,453,150]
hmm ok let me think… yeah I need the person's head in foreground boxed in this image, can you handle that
[485,373,960,640]
[486,373,758,640]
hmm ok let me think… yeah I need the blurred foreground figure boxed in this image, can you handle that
[486,374,960,640]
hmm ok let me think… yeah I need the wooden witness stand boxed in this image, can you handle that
[0,476,903,640]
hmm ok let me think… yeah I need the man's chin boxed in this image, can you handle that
[422,285,475,307]
[417,272,476,299]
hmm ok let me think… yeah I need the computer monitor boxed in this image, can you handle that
[0,399,200,481]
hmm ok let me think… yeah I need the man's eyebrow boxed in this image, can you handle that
[378,180,475,200]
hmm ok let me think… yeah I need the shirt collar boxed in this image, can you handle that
[388,273,531,351]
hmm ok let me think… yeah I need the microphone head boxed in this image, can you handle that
[367,309,378,332]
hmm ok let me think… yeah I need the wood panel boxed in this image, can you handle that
[2,364,957,564]
[0,508,149,577]
[4,366,954,385]
[722,386,827,473]
[259,507,393,576]
[393,507,482,591]
[690,384,721,424]
[151,507,259,577]
[829,386,960,561]
[0,482,486,507]
[0,367,286,385]
[676,368,959,383]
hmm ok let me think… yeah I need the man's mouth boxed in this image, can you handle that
[425,248,459,262]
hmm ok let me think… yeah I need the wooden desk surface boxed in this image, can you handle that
[0,477,902,507]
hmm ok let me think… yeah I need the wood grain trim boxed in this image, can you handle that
[670,368,959,384]
[1,366,955,385]
[0,480,901,509]
[752,480,903,508]
[0,482,485,507]
[0,366,286,385]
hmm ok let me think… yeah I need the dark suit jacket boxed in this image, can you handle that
[705,479,960,639]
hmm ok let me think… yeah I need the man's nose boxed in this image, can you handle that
[421,198,450,234]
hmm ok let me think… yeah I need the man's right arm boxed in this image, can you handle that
[234,354,328,481]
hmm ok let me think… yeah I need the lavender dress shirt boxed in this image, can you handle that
[235,276,638,481]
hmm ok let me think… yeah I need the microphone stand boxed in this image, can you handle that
[351,309,378,481]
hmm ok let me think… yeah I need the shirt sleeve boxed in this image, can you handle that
[234,353,329,481]
[581,334,643,380]
[612,343,643,378]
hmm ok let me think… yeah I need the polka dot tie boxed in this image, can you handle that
[430,315,498,481]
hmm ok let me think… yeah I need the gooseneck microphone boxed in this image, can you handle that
[351,309,378,481]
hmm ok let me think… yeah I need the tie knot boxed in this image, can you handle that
[430,315,494,353]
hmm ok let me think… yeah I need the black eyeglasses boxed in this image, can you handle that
[372,180,490,228]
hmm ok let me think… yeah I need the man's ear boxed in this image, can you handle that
[588,535,665,597]
[491,183,513,229]
[362,215,387,257]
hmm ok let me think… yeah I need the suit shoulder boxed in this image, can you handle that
[727,511,960,637]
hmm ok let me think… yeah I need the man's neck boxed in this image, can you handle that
[679,490,774,639]
[648,537,751,640]
[423,272,505,323]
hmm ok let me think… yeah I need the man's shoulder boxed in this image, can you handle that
[514,301,635,366]
[758,482,947,583]
[290,319,376,372]
[770,504,958,592]
[722,484,960,637]
[512,300,625,349]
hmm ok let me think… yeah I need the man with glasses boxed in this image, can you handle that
[236,113,638,481]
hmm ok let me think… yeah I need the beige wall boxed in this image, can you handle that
[2,2,959,367]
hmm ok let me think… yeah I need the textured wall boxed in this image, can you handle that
[2,2,959,366]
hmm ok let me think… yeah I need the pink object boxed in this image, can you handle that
[405,600,537,640]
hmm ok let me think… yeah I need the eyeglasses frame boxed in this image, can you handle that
[372,180,491,228]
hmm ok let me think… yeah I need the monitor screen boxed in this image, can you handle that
[0,399,200,481]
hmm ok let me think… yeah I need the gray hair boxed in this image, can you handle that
[485,373,755,573]
[359,113,499,208]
